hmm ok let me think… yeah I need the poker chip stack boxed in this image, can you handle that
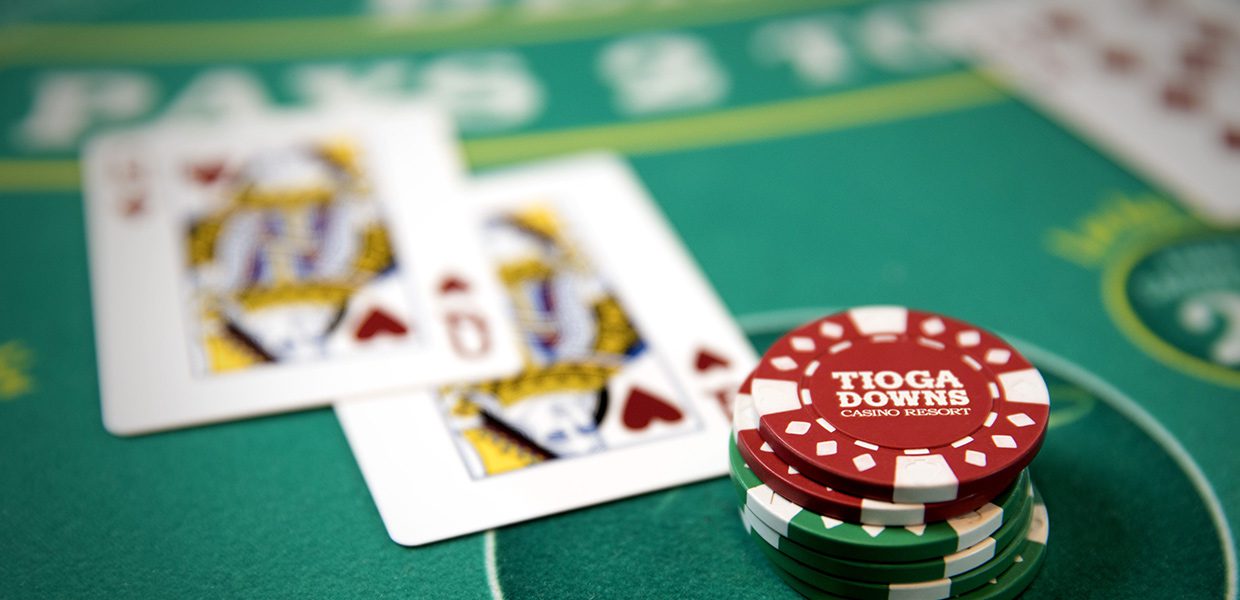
[729,306,1050,600]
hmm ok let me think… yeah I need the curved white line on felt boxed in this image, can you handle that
[485,529,504,600]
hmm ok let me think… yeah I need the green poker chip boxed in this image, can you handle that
[731,435,1030,562]
[746,494,1026,599]
[947,505,1048,600]
[729,434,766,506]
[737,480,1033,584]
[763,496,1049,600]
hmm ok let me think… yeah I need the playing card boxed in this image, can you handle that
[927,0,1240,225]
[334,154,755,546]
[83,105,521,436]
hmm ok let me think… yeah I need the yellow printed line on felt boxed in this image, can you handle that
[0,0,858,66]
[464,71,1009,166]
[0,161,84,192]
[0,72,1009,192]
[0,340,36,400]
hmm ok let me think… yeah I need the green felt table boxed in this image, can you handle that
[1,1,1237,598]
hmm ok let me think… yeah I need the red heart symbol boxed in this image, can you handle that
[1162,83,1200,112]
[1101,46,1139,73]
[122,195,145,218]
[190,161,226,185]
[1223,125,1240,152]
[1046,9,1080,35]
[712,389,732,415]
[355,308,408,341]
[621,387,683,431]
[439,275,470,294]
[693,348,729,372]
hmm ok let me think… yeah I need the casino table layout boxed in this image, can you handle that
[0,0,1237,598]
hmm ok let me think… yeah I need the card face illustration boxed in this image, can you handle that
[83,106,521,436]
[177,133,415,375]
[928,0,1240,225]
[438,201,700,478]
[335,154,756,546]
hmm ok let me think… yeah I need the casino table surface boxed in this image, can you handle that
[0,0,1237,598]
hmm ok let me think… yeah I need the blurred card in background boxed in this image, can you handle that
[929,0,1240,225]
[335,154,755,546]
[83,105,521,436]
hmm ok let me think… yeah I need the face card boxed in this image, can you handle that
[83,105,522,435]
[927,0,1240,225]
[334,154,755,546]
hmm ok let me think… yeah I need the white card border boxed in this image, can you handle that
[926,0,1240,225]
[335,153,756,546]
[84,105,521,436]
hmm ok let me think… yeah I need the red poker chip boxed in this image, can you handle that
[734,375,1017,525]
[749,306,1049,503]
